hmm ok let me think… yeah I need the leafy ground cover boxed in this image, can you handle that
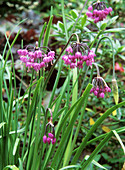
[0,0,125,170]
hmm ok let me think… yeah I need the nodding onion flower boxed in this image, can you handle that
[86,1,112,23]
[43,108,56,145]
[62,40,96,69]
[90,63,111,98]
[17,41,55,72]
[90,76,111,98]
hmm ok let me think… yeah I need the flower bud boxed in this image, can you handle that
[43,135,47,143]
[112,78,119,104]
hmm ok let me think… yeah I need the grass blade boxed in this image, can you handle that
[43,16,53,47]
[72,101,125,164]
[113,130,125,155]
[81,131,113,169]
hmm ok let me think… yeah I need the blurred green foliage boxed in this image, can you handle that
[0,0,124,169]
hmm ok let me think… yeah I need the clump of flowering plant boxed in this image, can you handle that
[62,34,96,68]
[43,108,56,145]
[17,42,55,72]
[86,0,112,23]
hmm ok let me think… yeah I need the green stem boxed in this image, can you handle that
[27,69,34,114]
[48,59,63,108]
[93,63,100,77]
[64,84,92,166]
[89,65,94,84]
[90,30,102,50]
[70,0,88,35]
[44,33,79,91]
[63,67,78,166]
[72,67,78,116]
[2,29,21,76]
[79,64,88,97]
[88,30,103,84]
[51,84,92,168]
[25,105,36,169]
[21,69,34,160]
[95,36,115,79]
[61,0,68,41]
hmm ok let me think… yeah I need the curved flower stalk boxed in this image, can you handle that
[95,36,119,103]
[43,108,56,145]
[62,34,96,69]
[17,41,55,72]
[86,0,112,23]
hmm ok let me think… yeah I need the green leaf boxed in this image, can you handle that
[100,23,107,31]
[70,9,78,19]
[13,138,20,156]
[115,39,121,48]
[96,63,104,69]
[67,24,73,32]
[117,46,125,53]
[38,22,47,47]
[3,165,19,170]
[113,130,125,155]
[42,92,84,169]
[81,14,87,27]
[104,28,125,33]
[58,21,65,32]
[72,101,125,164]
[63,67,78,166]
[53,106,67,121]
[118,54,125,60]
[85,155,108,170]
[82,132,113,169]
[21,77,43,159]
[51,84,92,168]
[53,72,71,116]
[8,89,14,132]
[112,78,119,105]
[43,16,53,47]
[86,126,125,146]
[0,122,6,129]
[3,29,21,72]
[61,0,68,41]
[18,158,23,170]
[65,14,76,22]
[59,165,82,170]
[107,16,118,26]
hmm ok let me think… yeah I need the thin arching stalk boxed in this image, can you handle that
[95,36,115,79]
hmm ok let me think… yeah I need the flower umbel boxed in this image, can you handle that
[17,42,55,72]
[43,108,56,145]
[62,41,96,69]
[86,1,112,23]
[90,77,111,98]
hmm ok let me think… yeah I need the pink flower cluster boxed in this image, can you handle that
[90,77,111,98]
[43,108,56,145]
[43,133,56,145]
[62,46,96,69]
[17,48,55,71]
[86,5,112,23]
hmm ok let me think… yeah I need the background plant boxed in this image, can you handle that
[0,0,125,170]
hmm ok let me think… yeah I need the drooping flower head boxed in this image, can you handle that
[90,76,111,98]
[86,1,113,23]
[17,42,55,72]
[43,108,56,145]
[62,41,96,69]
